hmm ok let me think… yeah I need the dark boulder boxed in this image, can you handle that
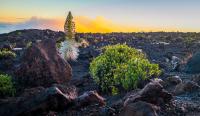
[75,91,105,107]
[185,51,200,74]
[0,85,105,116]
[191,74,200,85]
[0,86,77,116]
[174,81,200,95]
[124,81,172,107]
[121,81,172,116]
[166,76,182,85]
[163,76,183,93]
[120,101,160,116]
[15,39,72,88]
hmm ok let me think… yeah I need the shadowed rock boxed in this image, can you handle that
[120,101,160,116]
[121,81,172,116]
[0,86,77,116]
[185,51,200,74]
[124,81,173,107]
[0,86,105,116]
[174,81,200,95]
[15,39,72,88]
[75,91,105,107]
[166,76,182,85]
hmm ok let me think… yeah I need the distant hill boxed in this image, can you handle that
[0,29,65,48]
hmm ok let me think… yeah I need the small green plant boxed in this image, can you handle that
[56,41,62,49]
[90,44,161,95]
[17,31,22,35]
[0,74,16,97]
[0,50,16,59]
[26,41,32,48]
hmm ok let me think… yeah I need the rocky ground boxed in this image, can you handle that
[0,29,200,116]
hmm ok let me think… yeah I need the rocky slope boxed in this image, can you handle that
[0,29,200,116]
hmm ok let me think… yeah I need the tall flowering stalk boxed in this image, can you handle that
[59,11,79,61]
[64,11,75,39]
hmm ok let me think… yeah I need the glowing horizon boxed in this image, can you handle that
[1,0,200,33]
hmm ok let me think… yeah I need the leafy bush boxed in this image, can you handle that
[0,74,16,97]
[0,50,16,59]
[90,44,161,95]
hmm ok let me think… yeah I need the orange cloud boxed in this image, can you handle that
[74,16,139,33]
[1,16,199,34]
[74,16,200,32]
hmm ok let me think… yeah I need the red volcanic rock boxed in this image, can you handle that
[15,39,72,88]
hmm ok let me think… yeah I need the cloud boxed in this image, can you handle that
[0,16,140,34]
[0,17,63,34]
[75,16,139,33]
[0,16,195,34]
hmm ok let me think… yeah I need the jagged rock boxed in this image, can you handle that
[120,101,160,116]
[192,74,200,85]
[0,86,77,116]
[171,56,181,71]
[174,81,200,95]
[121,81,172,116]
[0,86,105,116]
[75,90,105,107]
[185,51,200,74]
[150,78,165,86]
[166,76,182,85]
[0,44,12,50]
[15,39,72,88]
[124,81,172,107]
[163,76,183,93]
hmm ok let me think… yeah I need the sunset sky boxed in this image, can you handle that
[0,0,200,33]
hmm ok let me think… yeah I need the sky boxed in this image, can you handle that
[0,0,200,33]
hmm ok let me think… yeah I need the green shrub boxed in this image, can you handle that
[90,44,161,95]
[0,74,16,97]
[26,41,32,48]
[56,41,62,49]
[0,50,16,59]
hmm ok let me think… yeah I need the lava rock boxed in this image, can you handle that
[120,101,160,116]
[15,39,72,88]
[174,81,200,95]
[166,76,182,85]
[192,74,200,85]
[75,90,106,107]
[185,51,200,74]
[0,85,105,116]
[0,29,65,48]
[0,86,77,116]
[124,81,172,106]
